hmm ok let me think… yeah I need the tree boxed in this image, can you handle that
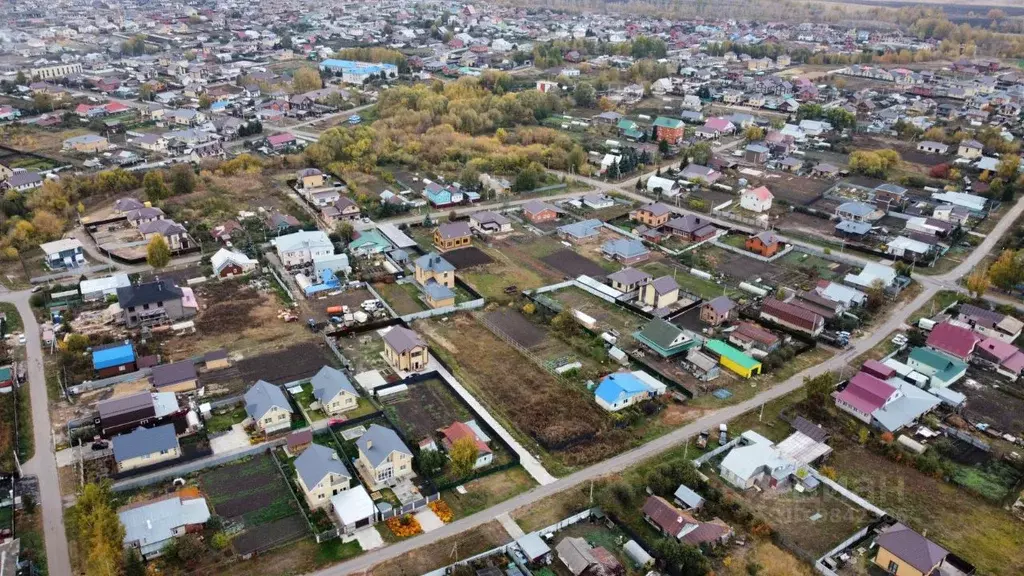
[170,165,196,196]
[965,267,990,298]
[335,221,355,243]
[146,234,171,268]
[996,154,1020,182]
[447,210,459,222]
[417,448,446,478]
[865,278,886,312]
[689,142,712,166]
[654,539,710,576]
[744,125,766,141]
[70,483,125,576]
[574,81,596,107]
[292,67,323,92]
[449,436,479,478]
[804,371,837,413]
[658,138,670,155]
[143,170,169,202]
[124,549,146,576]
[198,93,212,109]
[988,250,1024,291]
[14,70,26,86]
[32,91,53,112]
[164,533,204,566]
[597,96,616,111]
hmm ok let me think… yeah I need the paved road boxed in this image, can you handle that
[316,195,1024,576]
[5,291,73,576]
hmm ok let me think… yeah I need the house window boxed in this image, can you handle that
[318,493,324,500]
[886,560,899,574]
[143,304,150,310]
[279,414,288,421]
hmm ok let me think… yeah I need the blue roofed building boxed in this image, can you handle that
[601,238,650,265]
[93,342,137,377]
[119,494,211,559]
[835,220,872,237]
[423,280,456,309]
[423,183,464,207]
[557,219,603,242]
[112,424,180,472]
[347,229,392,258]
[319,59,399,84]
[594,371,666,412]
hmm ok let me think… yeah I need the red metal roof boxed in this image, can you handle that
[925,322,980,360]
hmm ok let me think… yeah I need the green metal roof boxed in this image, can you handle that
[653,116,684,129]
[909,346,966,372]
[704,339,761,371]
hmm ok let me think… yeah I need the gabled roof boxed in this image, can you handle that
[639,202,673,217]
[151,361,197,388]
[522,199,563,216]
[438,421,490,454]
[414,252,455,274]
[876,523,948,574]
[602,238,648,259]
[311,366,358,404]
[595,372,653,405]
[244,380,292,420]
[112,424,178,463]
[744,186,774,201]
[382,326,426,354]
[356,423,411,468]
[116,280,183,309]
[607,267,651,286]
[834,372,896,414]
[649,275,679,295]
[704,296,735,314]
[294,443,350,489]
[926,322,981,359]
[119,495,210,551]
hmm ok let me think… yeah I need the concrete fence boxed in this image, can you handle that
[711,238,795,263]
[69,368,153,395]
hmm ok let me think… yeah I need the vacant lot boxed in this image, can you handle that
[162,278,315,362]
[444,467,536,519]
[199,453,308,555]
[382,378,473,444]
[203,342,337,396]
[417,315,630,472]
[544,286,645,337]
[832,447,1024,576]
[640,260,735,300]
[374,282,427,315]
[483,308,546,348]
[369,520,511,575]
[459,242,562,299]
[540,248,608,278]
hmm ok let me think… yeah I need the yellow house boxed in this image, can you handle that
[294,443,351,510]
[112,424,180,472]
[310,366,361,416]
[631,203,672,227]
[640,276,680,309]
[356,424,414,486]
[297,168,325,189]
[433,221,472,252]
[62,134,110,153]
[382,326,429,373]
[414,252,455,289]
[704,339,762,378]
[873,523,949,576]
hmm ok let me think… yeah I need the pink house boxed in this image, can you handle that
[833,372,899,424]
[926,322,981,361]
[974,337,1024,380]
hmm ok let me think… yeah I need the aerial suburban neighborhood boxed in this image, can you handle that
[2,0,1024,576]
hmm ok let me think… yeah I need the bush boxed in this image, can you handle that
[210,532,231,550]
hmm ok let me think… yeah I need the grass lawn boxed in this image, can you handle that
[291,384,326,422]
[444,466,536,519]
[639,260,735,300]
[908,290,960,325]
[374,282,427,315]
[205,405,248,434]
[832,447,1024,576]
[0,303,23,333]
[544,286,647,336]
[461,244,561,300]
[368,520,512,575]
[315,538,363,564]
[778,250,846,281]
[719,234,748,249]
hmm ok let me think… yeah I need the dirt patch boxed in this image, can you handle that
[369,520,512,575]
[233,342,336,386]
[444,247,494,269]
[483,308,546,348]
[383,378,472,443]
[540,248,607,278]
[231,515,308,556]
[956,379,1024,436]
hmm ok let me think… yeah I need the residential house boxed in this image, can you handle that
[740,186,774,213]
[116,279,194,328]
[92,342,137,378]
[63,134,109,153]
[347,229,391,258]
[150,361,197,393]
[745,143,770,164]
[118,492,210,559]
[438,421,492,469]
[272,231,334,268]
[760,298,824,336]
[204,349,229,371]
[926,322,980,361]
[297,168,325,189]
[112,424,180,472]
[639,276,680,309]
[745,231,782,257]
[96,391,165,437]
[631,203,673,227]
[244,380,293,434]
[556,537,601,576]
[138,219,191,250]
[295,443,351,510]
[873,523,951,576]
[414,252,455,289]
[833,372,899,424]
[665,214,717,241]
[3,171,43,192]
[266,132,296,150]
[126,206,165,227]
[634,318,698,357]
[679,164,722,185]
[469,211,512,234]
[728,322,781,355]
[583,194,614,210]
[356,424,413,486]
[40,239,86,270]
[607,267,652,293]
[973,337,1024,380]
[642,496,732,547]
[522,199,563,223]
[836,201,883,223]
[704,339,762,378]
[956,303,1024,343]
[700,296,736,326]
[433,221,472,252]
[210,248,258,278]
[958,139,983,159]
[907,347,968,388]
[311,366,361,416]
[382,326,429,373]
[602,238,650,265]
[557,219,603,242]
[424,183,464,207]
[653,116,685,144]
[917,141,949,155]
[594,371,665,411]
[323,197,360,224]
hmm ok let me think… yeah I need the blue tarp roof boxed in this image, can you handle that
[93,343,135,370]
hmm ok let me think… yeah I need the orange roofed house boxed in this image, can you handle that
[642,495,732,547]
[745,231,782,258]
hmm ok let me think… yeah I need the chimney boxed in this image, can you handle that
[365,440,373,450]
[921,529,928,538]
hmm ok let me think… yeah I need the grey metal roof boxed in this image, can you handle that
[311,366,358,405]
[414,252,455,274]
[356,424,411,468]
[150,360,197,388]
[382,326,426,355]
[436,221,471,240]
[244,380,293,420]
[112,424,178,463]
[674,484,704,508]
[116,279,183,308]
[649,275,679,294]
[607,267,651,286]
[294,442,350,489]
[97,391,153,420]
[876,523,948,574]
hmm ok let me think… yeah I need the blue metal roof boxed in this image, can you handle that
[594,372,651,404]
[93,343,135,370]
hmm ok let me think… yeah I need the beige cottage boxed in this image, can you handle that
[356,424,414,486]
[382,326,429,373]
[295,443,351,510]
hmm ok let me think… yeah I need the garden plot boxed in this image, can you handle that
[382,378,473,445]
[443,247,494,269]
[639,260,735,301]
[481,308,608,378]
[540,249,608,279]
[373,282,428,315]
[416,315,631,471]
[204,342,337,395]
[199,453,308,556]
[763,172,832,206]
[955,374,1024,437]
[458,241,563,300]
[543,286,646,338]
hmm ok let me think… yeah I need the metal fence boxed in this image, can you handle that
[400,298,486,322]
[111,439,289,492]
[711,238,795,262]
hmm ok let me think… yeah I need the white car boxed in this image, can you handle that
[18,334,26,345]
